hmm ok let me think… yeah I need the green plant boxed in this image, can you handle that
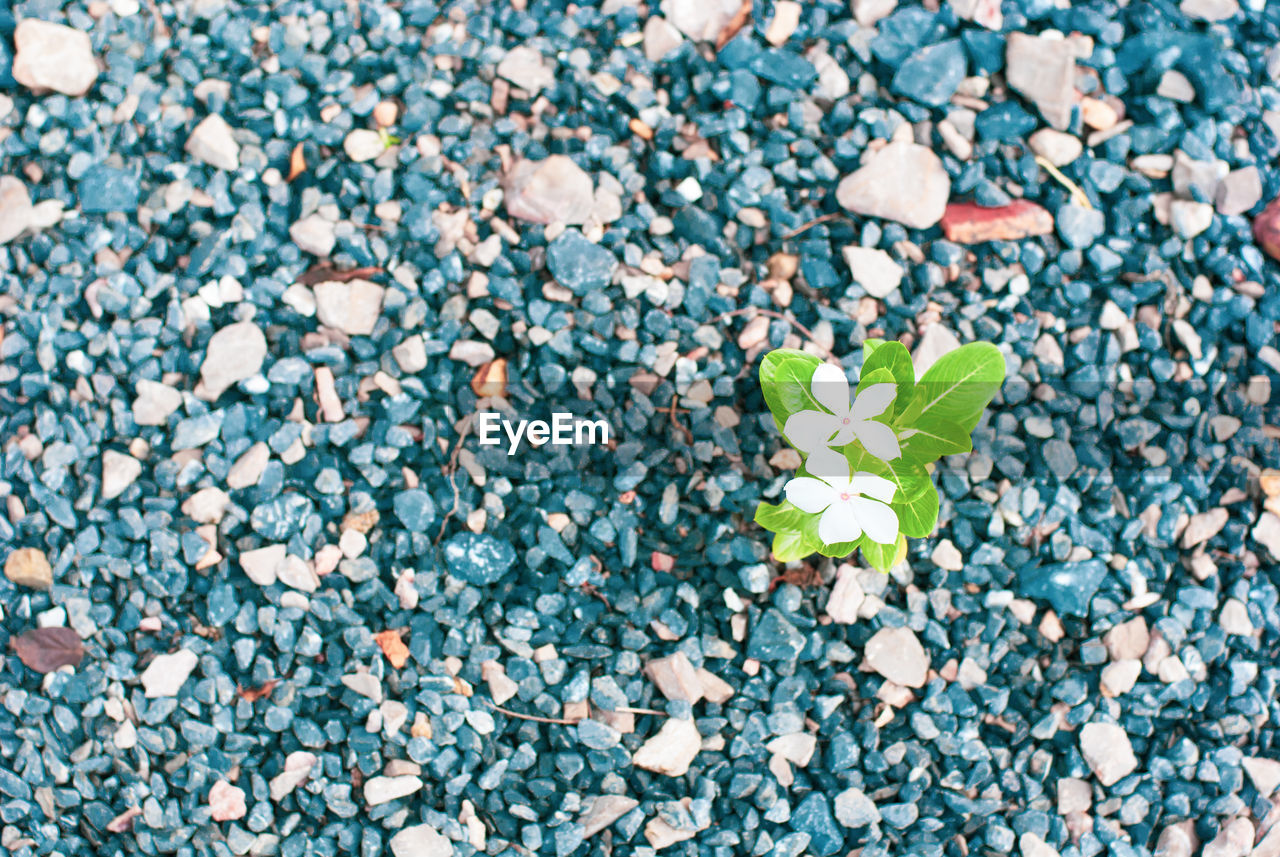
[754,338,1005,571]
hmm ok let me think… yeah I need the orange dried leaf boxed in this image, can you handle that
[471,359,507,398]
[286,143,307,182]
[237,679,278,702]
[375,629,410,669]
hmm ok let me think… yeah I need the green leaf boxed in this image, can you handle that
[843,443,933,503]
[898,342,1005,432]
[861,534,906,572]
[854,366,897,399]
[772,527,822,562]
[816,534,863,559]
[892,481,940,538]
[860,340,914,418]
[897,413,974,462]
[759,350,823,433]
[754,500,807,532]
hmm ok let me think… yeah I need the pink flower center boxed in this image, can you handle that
[839,492,851,501]
[842,417,851,424]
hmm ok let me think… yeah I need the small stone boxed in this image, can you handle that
[200,321,267,399]
[852,0,897,26]
[931,539,963,571]
[208,780,246,822]
[1170,200,1214,239]
[0,176,34,244]
[276,555,319,592]
[766,732,817,766]
[443,533,516,585]
[1242,757,1280,796]
[1080,97,1119,131]
[1021,833,1061,857]
[1020,559,1106,617]
[344,129,385,162]
[393,336,428,373]
[101,450,142,500]
[1215,167,1262,216]
[643,16,683,62]
[912,324,961,376]
[547,229,617,294]
[133,379,183,426]
[1182,507,1228,547]
[482,661,519,705]
[892,40,966,107]
[390,824,454,857]
[290,215,336,256]
[1203,819,1254,857]
[1006,33,1077,130]
[940,200,1053,244]
[949,0,1001,29]
[240,544,286,587]
[1057,204,1106,248]
[182,486,231,524]
[579,795,639,839]
[12,19,99,97]
[747,609,805,661]
[660,0,742,41]
[864,627,928,688]
[185,114,240,171]
[1104,617,1149,661]
[842,246,904,298]
[141,649,199,698]
[504,156,595,225]
[826,564,866,623]
[644,652,704,703]
[1252,198,1280,262]
[497,46,555,93]
[1219,599,1254,635]
[314,280,385,336]
[1057,778,1092,814]
[836,142,950,229]
[1157,70,1196,102]
[1181,0,1239,21]
[1100,659,1141,697]
[632,717,701,777]
[1079,722,1138,786]
[227,442,270,489]
[269,752,317,801]
[764,1,801,45]
[363,775,423,806]
[834,787,880,828]
[5,548,53,590]
[695,668,735,704]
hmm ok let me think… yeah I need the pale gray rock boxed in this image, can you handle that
[1079,722,1138,786]
[643,16,683,62]
[1242,756,1280,796]
[314,279,384,336]
[133,379,183,425]
[836,142,949,229]
[644,652,703,703]
[864,626,928,688]
[12,19,99,96]
[363,775,423,806]
[497,46,555,93]
[200,321,267,399]
[912,324,962,376]
[227,442,270,489]
[504,156,595,225]
[269,752,317,801]
[833,787,881,827]
[0,176,34,244]
[393,335,428,373]
[1021,834,1061,857]
[141,649,198,698]
[290,214,336,256]
[842,246,904,298]
[101,450,142,500]
[1028,128,1083,166]
[852,0,897,27]
[239,544,286,587]
[390,825,454,857]
[185,114,240,171]
[344,129,385,162]
[659,0,742,41]
[1181,0,1239,21]
[632,717,701,776]
[1215,167,1262,216]
[578,795,640,838]
[1006,32,1076,130]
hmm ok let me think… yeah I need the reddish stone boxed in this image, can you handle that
[1252,197,1280,261]
[940,199,1054,244]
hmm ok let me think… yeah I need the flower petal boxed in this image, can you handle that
[852,383,896,420]
[785,476,837,514]
[853,419,901,461]
[848,497,899,544]
[851,472,897,504]
[783,410,841,452]
[810,363,851,416]
[806,449,850,483]
[818,501,863,544]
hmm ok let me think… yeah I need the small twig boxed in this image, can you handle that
[668,396,693,445]
[715,0,753,50]
[781,212,847,240]
[487,702,579,725]
[614,706,666,716]
[712,307,834,359]
[435,416,474,545]
[1034,156,1092,210]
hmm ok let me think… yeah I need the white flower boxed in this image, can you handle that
[783,363,900,462]
[784,460,899,546]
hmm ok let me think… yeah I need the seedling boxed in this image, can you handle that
[755,339,1005,571]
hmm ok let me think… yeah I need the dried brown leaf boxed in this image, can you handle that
[286,143,307,182]
[10,626,85,673]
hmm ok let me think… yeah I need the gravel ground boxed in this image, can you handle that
[1,1,1279,857]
